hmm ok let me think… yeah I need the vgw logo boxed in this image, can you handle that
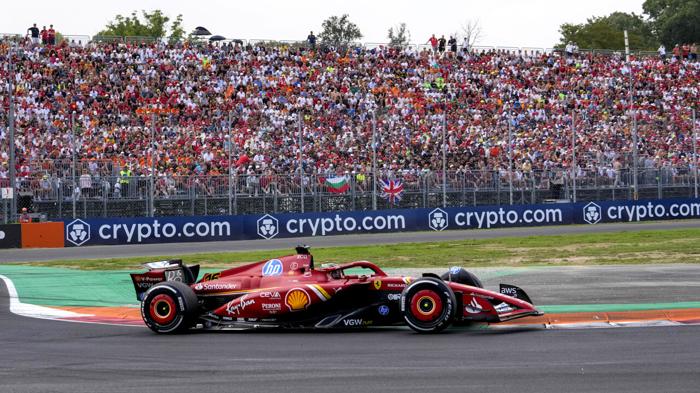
[257,214,279,239]
[428,208,448,231]
[583,202,602,224]
[66,219,91,246]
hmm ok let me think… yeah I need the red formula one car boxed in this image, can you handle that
[131,246,543,334]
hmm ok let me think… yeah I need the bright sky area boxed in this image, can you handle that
[2,0,645,48]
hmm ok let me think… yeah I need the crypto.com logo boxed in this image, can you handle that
[257,214,279,239]
[583,202,602,224]
[66,219,91,246]
[428,208,449,231]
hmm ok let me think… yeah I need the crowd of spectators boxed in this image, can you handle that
[0,35,699,199]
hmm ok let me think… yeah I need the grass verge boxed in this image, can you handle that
[10,227,700,270]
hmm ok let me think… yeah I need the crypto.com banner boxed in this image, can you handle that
[62,198,700,247]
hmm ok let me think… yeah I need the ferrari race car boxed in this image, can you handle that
[131,246,543,334]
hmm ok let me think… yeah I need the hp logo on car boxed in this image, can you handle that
[257,214,279,239]
[428,208,448,231]
[583,202,602,224]
[66,219,91,246]
[261,259,283,276]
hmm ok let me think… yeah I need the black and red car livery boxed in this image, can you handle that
[131,246,543,333]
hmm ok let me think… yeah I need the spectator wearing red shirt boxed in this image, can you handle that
[19,208,31,223]
[40,26,48,45]
[427,34,438,53]
[47,25,56,46]
[672,44,681,60]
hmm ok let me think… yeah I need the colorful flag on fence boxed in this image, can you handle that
[380,179,404,204]
[325,176,350,193]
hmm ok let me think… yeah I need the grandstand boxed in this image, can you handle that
[0,35,698,219]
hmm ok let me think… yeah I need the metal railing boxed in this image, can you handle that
[4,167,696,221]
[0,32,664,56]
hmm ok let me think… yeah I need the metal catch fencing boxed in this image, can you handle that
[8,167,697,221]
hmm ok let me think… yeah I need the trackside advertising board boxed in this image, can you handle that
[62,198,700,247]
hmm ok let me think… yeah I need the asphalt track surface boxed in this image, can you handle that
[1,219,699,262]
[2,281,700,393]
[2,220,700,392]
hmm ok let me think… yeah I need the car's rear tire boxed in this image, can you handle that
[401,277,456,333]
[441,267,483,288]
[141,281,199,334]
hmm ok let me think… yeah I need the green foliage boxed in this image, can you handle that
[169,14,185,42]
[388,22,411,48]
[643,0,700,46]
[319,14,363,48]
[97,10,184,40]
[556,12,657,50]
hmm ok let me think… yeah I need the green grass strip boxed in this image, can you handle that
[7,227,700,270]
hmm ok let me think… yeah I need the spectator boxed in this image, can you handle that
[19,208,31,223]
[40,25,47,45]
[565,41,574,57]
[26,24,39,45]
[681,43,690,59]
[427,34,438,53]
[448,36,457,54]
[0,36,697,192]
[80,172,91,197]
[672,44,681,60]
[438,35,446,54]
[690,43,698,61]
[307,31,316,49]
[47,24,56,46]
[657,44,666,60]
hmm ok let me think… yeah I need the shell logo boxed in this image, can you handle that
[285,288,310,311]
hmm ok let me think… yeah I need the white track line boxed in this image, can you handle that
[0,274,88,320]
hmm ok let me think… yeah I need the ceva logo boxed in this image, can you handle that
[583,202,602,224]
[257,214,279,239]
[428,208,448,231]
[66,219,91,246]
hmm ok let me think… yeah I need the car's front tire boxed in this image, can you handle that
[141,281,198,334]
[441,267,483,288]
[401,277,456,333]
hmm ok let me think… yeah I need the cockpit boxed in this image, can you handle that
[320,261,387,281]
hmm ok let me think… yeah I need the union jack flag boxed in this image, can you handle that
[380,179,404,204]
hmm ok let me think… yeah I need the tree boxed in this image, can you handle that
[169,14,186,42]
[556,12,657,50]
[319,14,363,48]
[97,10,185,41]
[460,19,483,51]
[388,23,411,48]
[643,0,700,46]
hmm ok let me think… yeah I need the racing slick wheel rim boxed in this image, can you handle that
[410,290,443,322]
[141,282,199,334]
[401,278,456,333]
[149,294,176,325]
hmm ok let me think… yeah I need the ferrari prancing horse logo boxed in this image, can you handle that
[373,279,382,290]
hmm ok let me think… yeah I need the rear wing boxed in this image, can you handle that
[130,260,200,301]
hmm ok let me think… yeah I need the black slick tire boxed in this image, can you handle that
[401,277,456,333]
[141,281,199,334]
